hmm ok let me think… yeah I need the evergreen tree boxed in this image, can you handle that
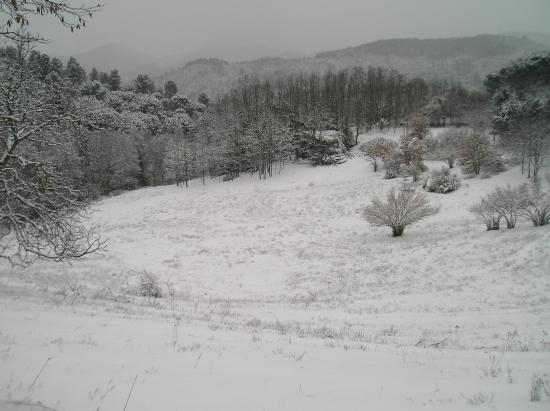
[108,69,121,91]
[98,71,110,85]
[198,93,209,107]
[65,56,87,85]
[50,57,64,73]
[89,67,99,81]
[163,80,178,98]
[134,74,155,94]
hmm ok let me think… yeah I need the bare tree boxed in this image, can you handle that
[432,129,467,168]
[359,137,397,172]
[363,184,439,237]
[0,42,103,264]
[165,133,196,188]
[457,133,490,175]
[0,0,102,42]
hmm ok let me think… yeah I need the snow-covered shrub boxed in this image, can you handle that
[408,161,428,182]
[487,185,525,228]
[464,392,494,406]
[481,152,506,177]
[363,183,440,237]
[383,151,426,181]
[529,375,550,402]
[399,132,425,166]
[140,273,162,298]
[428,128,468,168]
[80,80,107,100]
[470,198,502,230]
[383,151,402,179]
[423,167,460,194]
[470,184,548,229]
[383,150,416,179]
[520,186,550,227]
[359,137,397,172]
[310,140,348,166]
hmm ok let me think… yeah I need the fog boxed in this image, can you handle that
[27,0,550,59]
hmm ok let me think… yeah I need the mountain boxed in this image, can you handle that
[155,34,546,99]
[506,31,550,48]
[314,34,540,59]
[161,41,305,69]
[158,58,232,98]
[65,43,162,80]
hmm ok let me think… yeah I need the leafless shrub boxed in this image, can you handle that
[482,355,502,378]
[530,375,550,402]
[520,185,550,227]
[463,391,494,406]
[488,185,526,229]
[470,184,549,230]
[470,198,502,231]
[430,129,469,168]
[363,183,440,237]
[359,137,397,172]
[506,366,514,384]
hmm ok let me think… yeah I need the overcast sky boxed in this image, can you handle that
[32,0,550,58]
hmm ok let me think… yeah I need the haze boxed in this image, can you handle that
[29,0,550,59]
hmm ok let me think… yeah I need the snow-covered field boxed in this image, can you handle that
[1,129,549,410]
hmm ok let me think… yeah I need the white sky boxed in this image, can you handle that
[30,0,550,57]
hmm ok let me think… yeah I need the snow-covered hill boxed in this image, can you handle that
[156,34,545,98]
[1,129,549,410]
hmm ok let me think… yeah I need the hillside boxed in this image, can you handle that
[315,34,539,59]
[1,128,549,410]
[155,34,546,98]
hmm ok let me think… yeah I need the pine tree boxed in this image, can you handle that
[108,69,121,91]
[134,74,155,94]
[163,80,177,98]
[65,56,87,85]
[89,67,99,81]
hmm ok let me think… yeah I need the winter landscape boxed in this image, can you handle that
[1,1,550,410]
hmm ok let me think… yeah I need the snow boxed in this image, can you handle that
[1,130,549,410]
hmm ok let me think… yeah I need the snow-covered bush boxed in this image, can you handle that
[520,186,550,227]
[383,151,403,179]
[399,132,425,166]
[470,198,502,230]
[363,183,440,237]
[529,375,550,402]
[428,128,468,168]
[310,140,348,166]
[140,273,162,298]
[80,80,107,100]
[423,167,460,194]
[471,184,549,229]
[383,150,426,181]
[487,185,525,228]
[359,137,397,172]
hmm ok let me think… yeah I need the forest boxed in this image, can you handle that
[0,37,549,262]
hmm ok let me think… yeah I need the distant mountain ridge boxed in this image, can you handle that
[315,34,541,59]
[155,34,547,99]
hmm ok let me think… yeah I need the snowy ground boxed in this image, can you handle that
[1,129,549,410]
